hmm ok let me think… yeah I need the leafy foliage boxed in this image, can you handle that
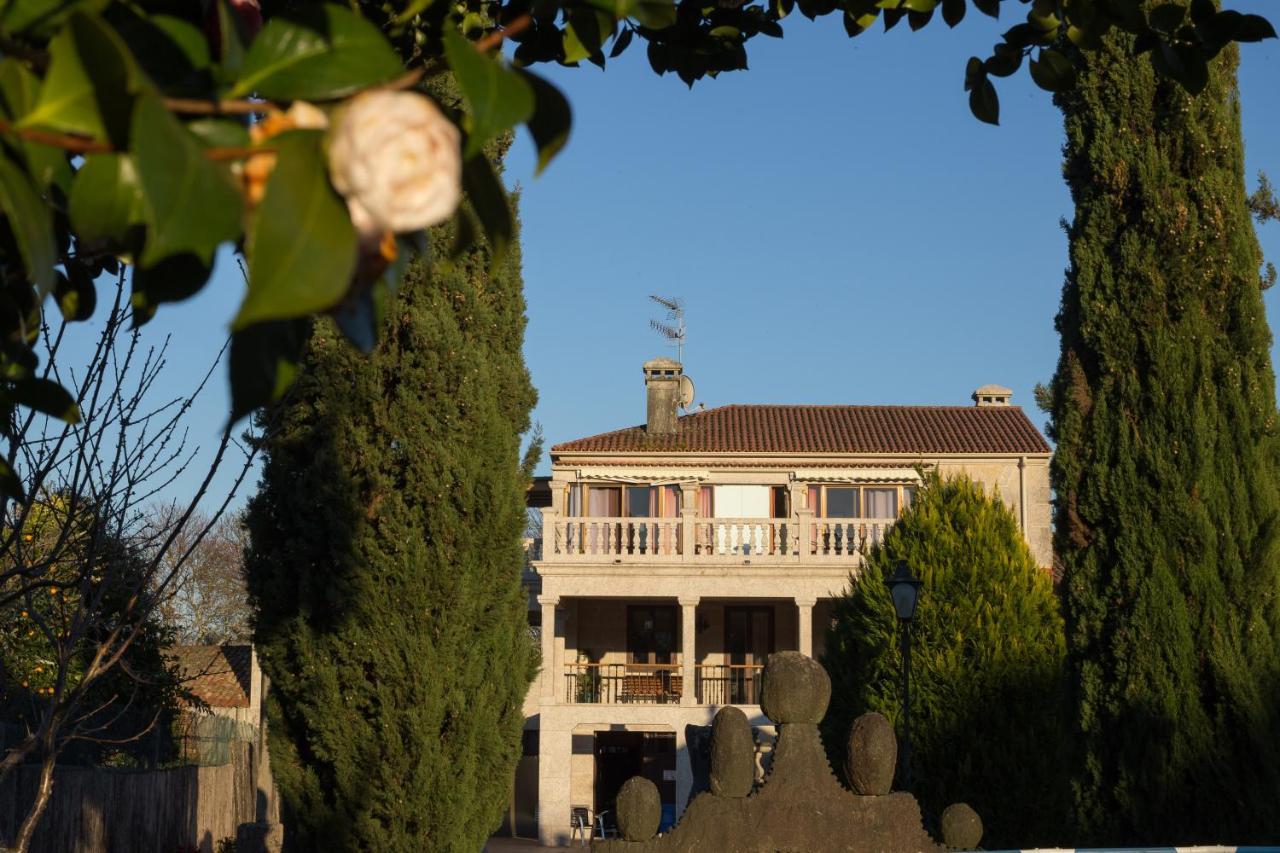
[0,1,1267,503]
[243,128,538,850]
[1049,24,1280,842]
[822,471,1068,848]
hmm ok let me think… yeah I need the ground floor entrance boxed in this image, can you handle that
[593,730,676,835]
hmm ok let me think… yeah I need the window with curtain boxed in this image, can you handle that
[864,488,898,518]
[588,486,622,517]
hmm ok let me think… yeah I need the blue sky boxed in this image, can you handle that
[68,4,1280,504]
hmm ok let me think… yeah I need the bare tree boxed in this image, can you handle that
[0,275,261,853]
[152,508,251,645]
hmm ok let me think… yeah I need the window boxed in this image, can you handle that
[627,486,653,518]
[573,484,680,518]
[824,487,860,518]
[808,484,912,518]
[864,488,898,518]
[627,605,677,665]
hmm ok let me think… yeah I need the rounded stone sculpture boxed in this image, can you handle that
[616,776,662,842]
[940,803,983,850]
[845,712,897,796]
[709,706,755,797]
[759,651,831,724]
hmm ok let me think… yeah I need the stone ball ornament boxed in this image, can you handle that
[940,802,983,850]
[594,653,974,852]
[758,651,831,724]
[846,712,897,796]
[615,776,663,842]
[709,706,755,798]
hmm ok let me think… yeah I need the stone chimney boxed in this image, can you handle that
[643,358,683,435]
[972,384,1013,407]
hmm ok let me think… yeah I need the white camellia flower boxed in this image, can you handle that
[327,90,462,237]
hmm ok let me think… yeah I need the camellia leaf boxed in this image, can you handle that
[0,0,105,38]
[229,4,402,100]
[132,253,213,322]
[234,131,357,329]
[68,153,144,246]
[518,69,573,175]
[1233,13,1278,43]
[0,59,72,192]
[1148,3,1186,34]
[229,318,311,422]
[633,0,678,29]
[0,155,56,297]
[55,263,96,322]
[610,26,635,57]
[969,76,999,125]
[941,0,965,27]
[20,11,142,145]
[10,377,79,423]
[1028,47,1075,93]
[130,94,241,267]
[972,0,999,18]
[461,153,513,262]
[0,456,25,502]
[444,29,536,159]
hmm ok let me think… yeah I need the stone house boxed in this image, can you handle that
[516,359,1051,846]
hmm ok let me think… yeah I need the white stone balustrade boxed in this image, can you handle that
[539,508,896,564]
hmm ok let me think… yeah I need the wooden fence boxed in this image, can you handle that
[0,742,260,853]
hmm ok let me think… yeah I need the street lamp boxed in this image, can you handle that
[885,560,922,790]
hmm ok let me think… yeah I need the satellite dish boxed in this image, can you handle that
[679,375,696,409]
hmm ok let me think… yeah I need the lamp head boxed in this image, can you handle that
[886,560,923,621]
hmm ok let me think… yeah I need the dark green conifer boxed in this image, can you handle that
[243,156,538,848]
[1050,16,1280,841]
[822,472,1068,848]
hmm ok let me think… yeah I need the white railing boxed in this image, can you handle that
[807,520,893,559]
[552,517,681,558]
[543,512,895,563]
[693,519,791,557]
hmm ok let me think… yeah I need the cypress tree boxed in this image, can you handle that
[822,472,1068,848]
[1050,13,1280,841]
[243,144,538,848]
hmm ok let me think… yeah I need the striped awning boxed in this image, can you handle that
[791,467,924,484]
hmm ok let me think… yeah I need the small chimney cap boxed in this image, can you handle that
[972,384,1013,407]
[643,357,683,374]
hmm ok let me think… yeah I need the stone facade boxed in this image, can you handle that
[516,371,1051,846]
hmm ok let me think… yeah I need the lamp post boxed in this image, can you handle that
[886,559,922,790]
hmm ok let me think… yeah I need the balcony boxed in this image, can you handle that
[540,515,893,564]
[562,663,765,706]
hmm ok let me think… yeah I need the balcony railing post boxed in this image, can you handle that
[680,507,696,562]
[795,507,814,558]
[540,507,558,557]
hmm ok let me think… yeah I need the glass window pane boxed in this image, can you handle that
[825,487,859,518]
[865,488,898,518]
[589,486,621,517]
[627,486,653,518]
[902,486,916,509]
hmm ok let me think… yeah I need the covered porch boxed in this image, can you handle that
[540,596,834,707]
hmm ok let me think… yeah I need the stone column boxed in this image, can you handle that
[539,596,559,701]
[674,723,693,818]
[680,596,699,705]
[680,483,698,560]
[795,596,816,657]
[537,726,573,846]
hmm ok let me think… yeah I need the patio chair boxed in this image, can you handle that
[595,809,619,840]
[570,805,592,846]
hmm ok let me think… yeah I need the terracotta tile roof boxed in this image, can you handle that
[169,644,252,709]
[552,404,1050,456]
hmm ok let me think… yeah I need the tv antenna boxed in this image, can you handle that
[649,295,686,363]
